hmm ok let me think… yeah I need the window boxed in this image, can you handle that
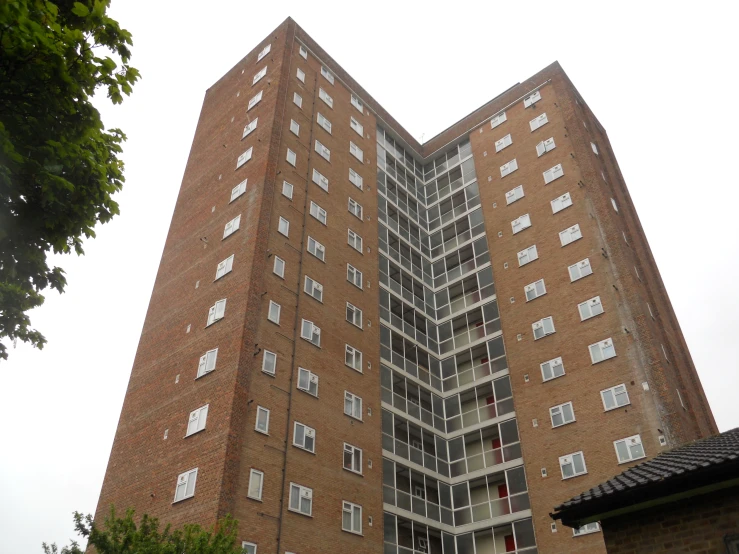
[255,406,270,434]
[579,296,604,320]
[505,185,524,205]
[304,276,323,302]
[611,198,618,212]
[296,68,305,83]
[661,344,669,362]
[346,302,362,328]
[573,522,600,537]
[344,391,362,419]
[293,92,303,108]
[293,422,316,453]
[207,299,226,326]
[647,302,655,319]
[345,345,362,372]
[297,367,319,396]
[248,91,263,111]
[529,112,549,131]
[350,116,364,136]
[591,142,599,155]
[315,140,330,161]
[550,402,575,427]
[186,404,209,436]
[495,134,513,152]
[282,180,294,199]
[299,45,307,59]
[230,179,247,202]
[347,264,363,288]
[614,435,645,463]
[524,90,541,107]
[517,245,538,266]
[289,119,300,136]
[319,87,333,108]
[536,137,556,156]
[350,141,363,162]
[301,319,321,346]
[253,66,267,85]
[312,168,329,191]
[310,201,327,225]
[320,66,334,84]
[307,237,325,261]
[223,215,241,239]
[551,192,572,214]
[348,198,363,219]
[525,279,546,301]
[348,229,363,252]
[286,148,296,166]
[543,164,564,184]
[559,224,582,246]
[273,256,285,278]
[278,216,290,236]
[559,452,587,479]
[236,147,253,169]
[247,469,264,500]
[242,118,258,138]
[262,350,277,375]
[257,43,270,61]
[511,213,532,234]
[351,93,363,111]
[601,384,630,411]
[568,258,593,281]
[490,111,507,129]
[344,172,362,195]
[500,159,518,178]
[215,255,234,280]
[267,300,281,324]
[242,542,257,554]
[532,316,555,340]
[173,468,198,502]
[589,338,616,363]
[317,112,332,133]
[342,501,362,535]
[343,443,362,474]
[541,357,565,382]
[289,483,313,516]
[677,389,686,409]
[197,348,218,378]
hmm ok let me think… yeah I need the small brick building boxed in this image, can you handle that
[551,427,739,553]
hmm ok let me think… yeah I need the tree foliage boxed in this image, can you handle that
[0,0,139,359]
[42,508,246,554]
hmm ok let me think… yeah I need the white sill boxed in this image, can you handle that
[255,429,269,436]
[172,494,194,504]
[195,369,215,381]
[184,429,205,439]
[617,455,646,465]
[342,529,364,537]
[344,468,363,477]
[561,472,588,481]
[288,508,313,518]
[246,495,263,502]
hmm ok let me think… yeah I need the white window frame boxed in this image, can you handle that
[536,137,556,157]
[307,236,325,262]
[252,66,267,85]
[350,141,364,162]
[544,164,564,184]
[319,87,333,108]
[215,254,235,280]
[524,90,542,108]
[299,45,307,59]
[591,142,599,155]
[525,279,546,302]
[350,94,363,112]
[568,258,593,281]
[345,345,362,372]
[223,215,241,239]
[532,316,555,340]
[540,357,565,382]
[304,275,323,302]
[247,469,264,501]
[578,296,604,320]
[589,338,616,364]
[282,180,294,200]
[296,67,305,83]
[242,542,257,554]
[500,158,518,178]
[293,92,303,108]
[550,401,575,428]
[289,119,300,136]
[242,119,258,139]
[293,421,316,453]
[297,367,319,397]
[511,213,531,234]
[348,229,363,252]
[315,139,330,161]
[278,216,290,237]
[559,224,582,247]
[197,348,218,378]
[257,43,271,62]
[312,168,329,191]
[288,483,313,516]
[262,350,277,375]
[255,406,270,434]
[490,111,507,129]
[551,192,572,214]
[346,302,363,328]
[236,147,253,169]
[348,197,363,219]
[267,300,281,324]
[186,404,209,437]
[614,435,646,463]
[310,201,327,225]
[320,66,334,84]
[344,390,363,420]
[343,443,363,475]
[173,468,198,502]
[206,299,226,326]
[495,134,513,152]
[601,384,630,411]
[611,198,619,212]
[559,451,587,479]
[349,168,363,189]
[286,148,296,166]
[273,256,285,278]
[505,185,524,205]
[350,116,364,137]
[247,91,263,111]
[317,112,332,133]
[347,264,363,289]
[342,501,363,535]
[573,522,600,537]
[230,179,247,202]
[301,319,321,346]
[529,112,549,131]
[517,245,538,266]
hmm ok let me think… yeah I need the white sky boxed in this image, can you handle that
[2,1,737,552]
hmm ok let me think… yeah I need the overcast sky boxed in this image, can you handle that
[2,1,737,552]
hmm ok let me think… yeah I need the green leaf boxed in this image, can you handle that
[71,2,90,16]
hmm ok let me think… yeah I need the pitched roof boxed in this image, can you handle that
[551,427,739,526]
